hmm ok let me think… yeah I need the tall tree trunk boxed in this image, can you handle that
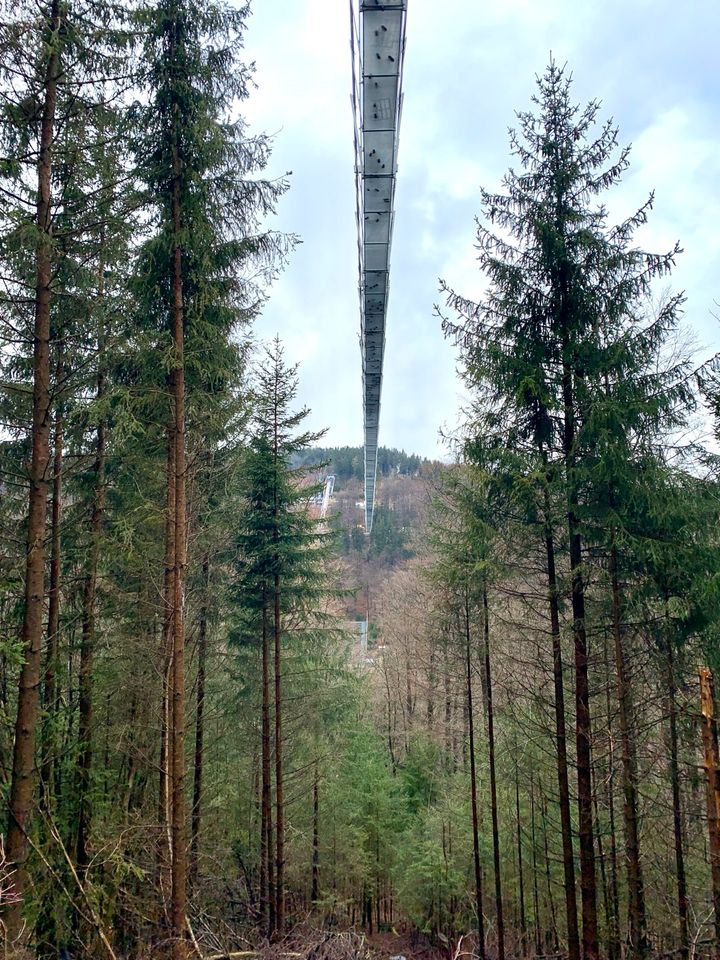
[665,637,688,960]
[260,593,275,933]
[483,586,505,960]
[41,361,63,803]
[170,95,188,958]
[602,633,621,960]
[274,570,284,932]
[544,490,581,960]
[3,0,61,939]
[609,542,647,958]
[591,747,612,960]
[465,590,486,960]
[699,667,720,960]
[311,757,320,904]
[540,786,559,952]
[516,758,527,956]
[75,388,107,873]
[562,356,599,960]
[189,557,209,889]
[530,775,543,956]
[157,427,176,922]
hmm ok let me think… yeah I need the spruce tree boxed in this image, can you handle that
[232,337,330,933]
[443,61,686,960]
[132,1,289,950]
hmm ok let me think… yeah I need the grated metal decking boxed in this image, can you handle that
[350,0,407,533]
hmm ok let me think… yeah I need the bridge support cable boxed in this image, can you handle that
[350,0,407,533]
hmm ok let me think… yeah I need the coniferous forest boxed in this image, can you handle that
[1,3,720,960]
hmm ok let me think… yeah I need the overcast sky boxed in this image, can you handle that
[241,0,720,460]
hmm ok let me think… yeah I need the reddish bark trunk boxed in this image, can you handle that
[189,557,209,889]
[699,668,720,960]
[3,0,61,939]
[665,638,688,959]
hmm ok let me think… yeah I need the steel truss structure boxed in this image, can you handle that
[350,0,407,532]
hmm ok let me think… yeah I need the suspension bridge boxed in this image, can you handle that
[350,0,408,532]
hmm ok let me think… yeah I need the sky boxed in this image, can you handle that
[240,0,720,460]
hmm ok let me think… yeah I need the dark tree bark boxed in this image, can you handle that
[157,427,176,921]
[465,590,486,960]
[3,0,61,939]
[540,786,559,953]
[169,92,188,957]
[544,492,581,960]
[260,590,275,933]
[515,758,528,956]
[530,775,543,956]
[482,586,505,960]
[602,634,621,960]
[609,542,648,958]
[561,353,599,960]
[311,757,320,904]
[274,569,284,932]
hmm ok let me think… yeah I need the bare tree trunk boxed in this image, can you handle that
[483,586,505,960]
[465,590,486,960]
[169,101,188,958]
[311,757,320,904]
[569,517,598,960]
[516,758,527,956]
[544,491,581,960]
[665,637,688,960]
[260,592,275,933]
[274,570,284,932]
[540,785,559,952]
[41,362,63,803]
[699,668,720,960]
[609,542,647,958]
[591,747,611,960]
[157,427,176,923]
[530,775,543,956]
[3,0,61,938]
[75,386,107,874]
[189,557,209,889]
[602,633,621,960]
[427,646,435,729]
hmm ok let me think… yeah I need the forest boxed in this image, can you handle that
[1,2,720,960]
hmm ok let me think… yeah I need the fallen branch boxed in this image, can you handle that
[205,953,259,959]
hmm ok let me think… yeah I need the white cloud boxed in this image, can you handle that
[235,0,720,458]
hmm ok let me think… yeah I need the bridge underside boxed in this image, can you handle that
[351,0,407,532]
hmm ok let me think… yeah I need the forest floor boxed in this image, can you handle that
[253,927,449,960]
[366,930,448,960]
